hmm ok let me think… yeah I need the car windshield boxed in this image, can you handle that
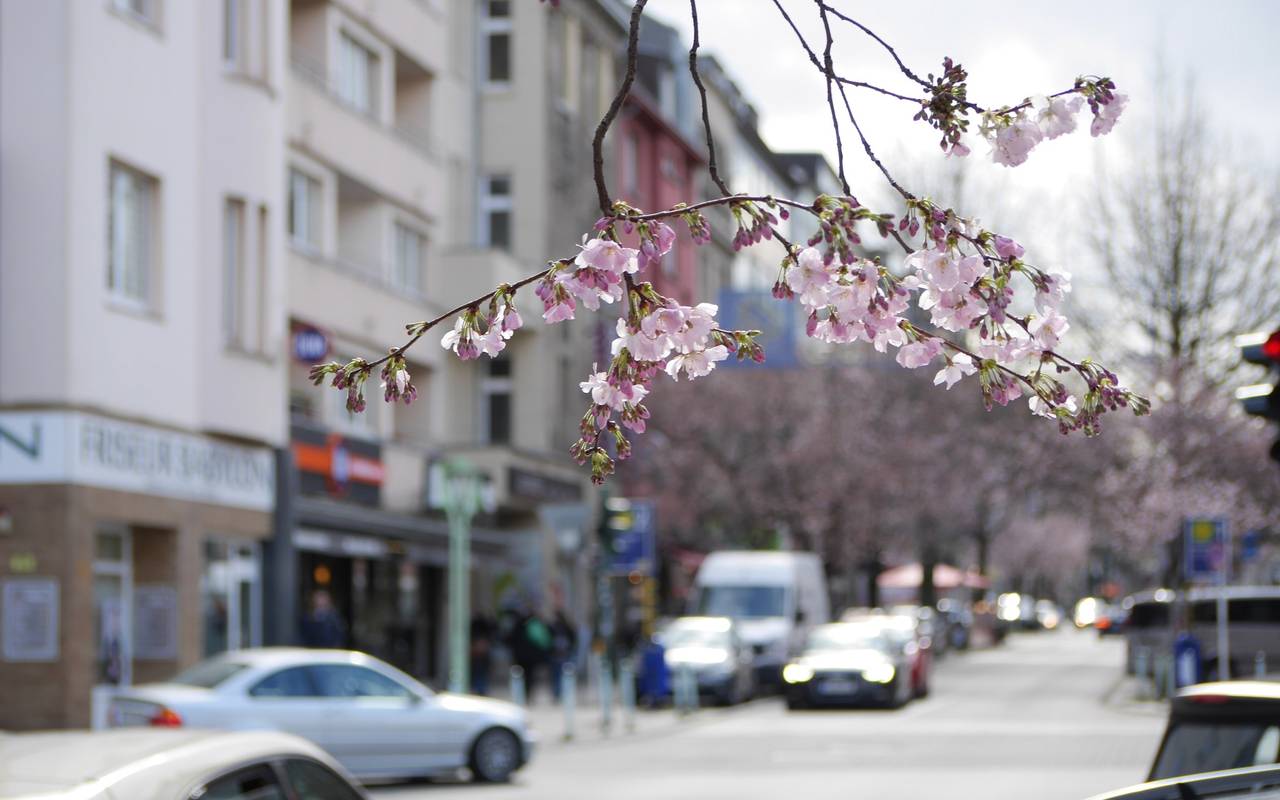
[664,626,731,649]
[170,659,249,688]
[1151,721,1280,780]
[697,586,786,618]
[806,626,889,653]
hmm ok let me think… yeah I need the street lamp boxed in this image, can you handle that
[433,459,494,694]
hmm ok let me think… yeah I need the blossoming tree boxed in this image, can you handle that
[309,0,1149,484]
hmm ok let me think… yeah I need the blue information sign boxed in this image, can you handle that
[716,289,799,369]
[608,500,657,576]
[1184,517,1229,584]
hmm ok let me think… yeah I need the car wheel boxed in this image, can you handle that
[470,727,521,783]
[786,696,806,710]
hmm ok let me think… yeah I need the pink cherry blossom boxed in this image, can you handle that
[933,353,976,389]
[993,235,1025,261]
[990,115,1044,167]
[1029,309,1070,351]
[1090,92,1128,137]
[896,338,943,369]
[1034,94,1083,140]
[665,345,730,381]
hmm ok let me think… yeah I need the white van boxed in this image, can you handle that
[690,551,830,685]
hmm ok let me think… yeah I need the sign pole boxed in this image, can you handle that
[442,461,484,695]
[1217,520,1230,680]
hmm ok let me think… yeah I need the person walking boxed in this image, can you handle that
[549,609,577,702]
[510,609,552,702]
[469,613,495,696]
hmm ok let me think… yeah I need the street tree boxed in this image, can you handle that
[309,1,1148,487]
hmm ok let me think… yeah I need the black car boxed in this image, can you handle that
[781,623,912,710]
[1148,681,1280,781]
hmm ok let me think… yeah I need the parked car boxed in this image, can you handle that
[691,551,830,687]
[657,616,756,705]
[935,598,973,650]
[1147,680,1280,781]
[1035,599,1063,630]
[842,609,932,697]
[106,647,535,783]
[782,622,913,709]
[1123,586,1280,678]
[1087,764,1280,800]
[0,728,367,800]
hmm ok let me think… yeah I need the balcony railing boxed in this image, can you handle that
[290,55,437,159]
[290,240,439,312]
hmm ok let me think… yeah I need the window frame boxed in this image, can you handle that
[287,168,323,253]
[478,175,513,251]
[480,1,513,89]
[481,355,513,445]
[222,197,246,348]
[335,29,379,117]
[107,159,159,314]
[391,220,426,297]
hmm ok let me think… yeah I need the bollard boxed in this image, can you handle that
[619,659,636,733]
[1135,647,1152,700]
[1257,651,1268,678]
[561,663,577,742]
[675,665,699,715]
[598,659,613,735]
[509,665,526,707]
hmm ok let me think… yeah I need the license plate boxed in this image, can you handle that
[818,678,857,695]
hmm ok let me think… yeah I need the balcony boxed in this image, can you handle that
[288,245,446,363]
[288,57,442,216]
[330,0,447,78]
[431,248,533,314]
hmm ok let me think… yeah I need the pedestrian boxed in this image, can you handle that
[510,609,552,702]
[300,590,346,649]
[469,613,495,696]
[549,609,577,701]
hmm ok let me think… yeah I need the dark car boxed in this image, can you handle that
[781,622,912,710]
[1148,681,1280,781]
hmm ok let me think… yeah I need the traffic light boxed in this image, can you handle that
[1236,330,1280,420]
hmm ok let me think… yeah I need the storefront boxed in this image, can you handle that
[0,410,275,730]
[277,423,511,687]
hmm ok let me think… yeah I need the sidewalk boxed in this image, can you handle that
[1100,673,1171,718]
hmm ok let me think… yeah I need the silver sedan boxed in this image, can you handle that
[106,648,535,783]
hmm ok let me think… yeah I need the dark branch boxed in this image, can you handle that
[688,0,731,196]
[592,0,649,215]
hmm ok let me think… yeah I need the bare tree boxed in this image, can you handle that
[1088,77,1280,386]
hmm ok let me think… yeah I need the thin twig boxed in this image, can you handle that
[688,0,731,196]
[592,0,649,215]
[817,3,851,195]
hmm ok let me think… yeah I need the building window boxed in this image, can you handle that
[482,0,512,87]
[392,222,425,296]
[94,527,133,687]
[336,31,378,116]
[222,198,245,346]
[482,356,512,445]
[107,160,158,311]
[223,0,243,66]
[112,0,160,28]
[622,133,639,196]
[288,168,322,251]
[479,175,512,251]
[202,540,261,657]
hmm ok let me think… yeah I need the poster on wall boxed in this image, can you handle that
[133,585,178,661]
[1,577,59,662]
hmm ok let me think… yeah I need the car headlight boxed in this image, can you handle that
[782,663,814,684]
[862,663,895,684]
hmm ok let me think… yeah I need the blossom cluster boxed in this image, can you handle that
[972,81,1128,167]
[439,286,523,360]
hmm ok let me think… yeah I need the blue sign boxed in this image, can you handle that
[716,289,799,369]
[1242,529,1262,563]
[609,499,656,576]
[1184,517,1229,584]
[1174,633,1202,688]
[292,325,330,363]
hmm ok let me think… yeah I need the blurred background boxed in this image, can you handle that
[0,1,1278,798]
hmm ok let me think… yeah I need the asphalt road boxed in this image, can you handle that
[372,629,1166,800]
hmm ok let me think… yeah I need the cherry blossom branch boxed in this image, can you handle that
[687,0,732,197]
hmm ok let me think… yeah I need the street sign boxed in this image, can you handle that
[1241,529,1262,563]
[607,499,656,576]
[1184,517,1229,584]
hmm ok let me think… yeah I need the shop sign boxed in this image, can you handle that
[508,467,581,503]
[292,324,331,363]
[1,577,59,662]
[133,585,178,660]
[291,426,384,506]
[0,412,274,511]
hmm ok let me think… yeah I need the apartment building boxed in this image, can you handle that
[0,0,287,729]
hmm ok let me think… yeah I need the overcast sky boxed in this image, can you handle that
[642,0,1279,307]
